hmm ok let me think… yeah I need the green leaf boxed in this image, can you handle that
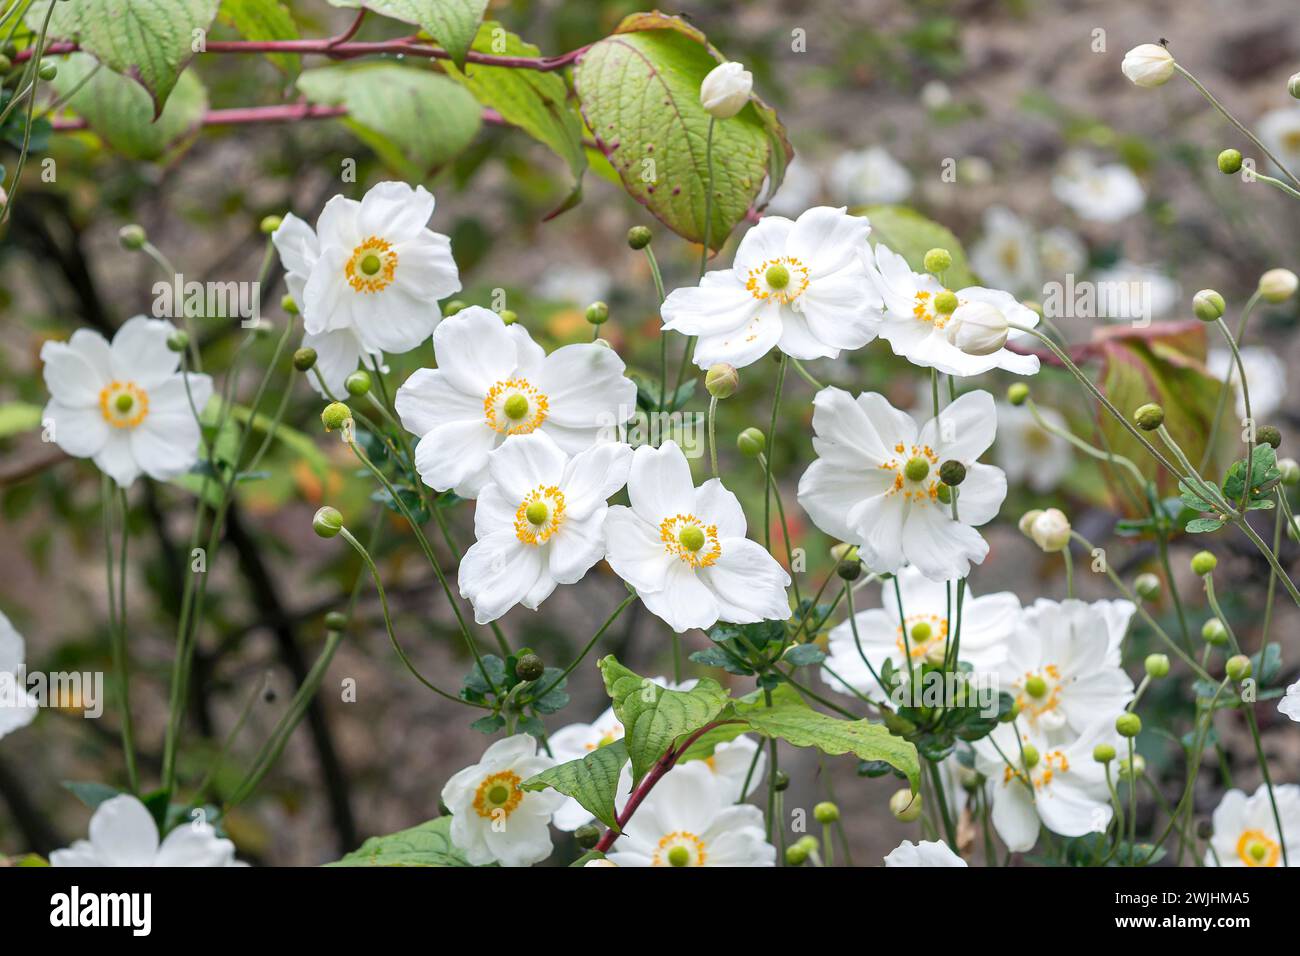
[0,402,43,439]
[51,52,207,161]
[33,0,220,115]
[297,63,482,179]
[1222,443,1281,504]
[573,12,784,249]
[597,655,730,784]
[863,205,975,289]
[782,643,826,667]
[521,739,627,830]
[219,0,300,75]
[329,0,488,68]
[734,685,920,791]
[62,780,123,809]
[1250,643,1282,686]
[326,816,475,866]
[1184,516,1225,533]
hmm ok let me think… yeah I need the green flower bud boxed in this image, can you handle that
[939,459,966,487]
[785,843,809,866]
[585,301,609,325]
[1225,654,1252,682]
[498,309,518,325]
[1190,550,1217,576]
[1133,572,1161,600]
[1290,72,1300,99]
[1007,383,1029,406]
[292,347,318,372]
[281,294,299,315]
[1144,653,1170,678]
[1115,712,1142,737]
[933,290,959,315]
[737,427,765,458]
[1134,403,1164,431]
[312,506,343,538]
[259,214,283,235]
[1278,458,1300,486]
[516,653,545,682]
[773,769,790,792]
[321,402,352,432]
[836,557,861,581]
[324,611,348,632]
[166,329,190,353]
[1093,743,1116,764]
[37,59,56,81]
[1201,618,1228,645]
[344,370,372,397]
[627,225,653,250]
[1259,268,1298,303]
[1000,699,1021,723]
[443,300,468,316]
[0,54,11,74]
[118,224,147,251]
[1257,424,1281,449]
[1118,754,1145,781]
[705,363,739,399]
[1217,149,1243,174]
[889,788,922,823]
[796,835,819,853]
[813,801,839,824]
[1192,289,1225,323]
[923,248,953,275]
[574,823,601,849]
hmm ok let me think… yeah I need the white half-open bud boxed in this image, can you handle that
[700,61,753,119]
[1122,44,1175,88]
[1259,268,1298,303]
[944,300,1008,356]
[1024,507,1071,553]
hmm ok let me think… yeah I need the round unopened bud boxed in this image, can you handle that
[773,769,790,792]
[312,506,344,539]
[939,459,966,487]
[1022,507,1071,553]
[785,843,809,866]
[627,225,652,250]
[281,294,299,314]
[292,347,317,372]
[166,330,190,353]
[1134,572,1161,600]
[1000,699,1021,723]
[574,823,601,849]
[1217,149,1243,175]
[1190,550,1217,576]
[1201,618,1228,645]
[324,611,348,632]
[585,301,609,325]
[957,766,984,793]
[344,370,372,397]
[443,300,467,316]
[836,557,861,581]
[260,214,283,235]
[1007,383,1029,406]
[813,801,839,824]
[945,300,1008,356]
[699,60,753,119]
[1193,289,1226,323]
[1257,425,1281,449]
[1134,403,1164,431]
[923,248,953,275]
[1259,268,1299,303]
[118,224,147,250]
[737,427,765,458]
[1144,653,1170,678]
[498,309,518,325]
[37,59,57,81]
[1196,819,1214,841]
[1118,755,1146,780]
[933,290,959,315]
[889,788,922,823]
[705,363,739,399]
[1121,43,1175,88]
[1278,458,1300,485]
[516,652,545,682]
[1290,72,1300,99]
[1115,712,1142,737]
[321,402,352,432]
[1225,654,1252,682]
[1093,743,1116,764]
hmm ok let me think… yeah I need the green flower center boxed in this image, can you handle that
[667,846,691,867]
[1024,675,1048,699]
[1022,745,1040,769]
[360,253,383,276]
[765,264,790,289]
[487,784,511,805]
[525,501,550,526]
[904,456,930,482]
[678,525,706,552]
[504,394,530,421]
[910,621,932,643]
[114,393,135,414]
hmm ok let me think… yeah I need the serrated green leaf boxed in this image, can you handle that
[598,655,730,784]
[326,816,475,866]
[297,63,482,179]
[51,52,207,161]
[863,205,975,288]
[573,12,779,249]
[1184,517,1225,533]
[220,0,299,75]
[33,0,219,115]
[329,0,488,68]
[734,685,919,791]
[521,739,626,830]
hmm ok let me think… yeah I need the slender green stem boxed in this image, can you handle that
[790,358,825,390]
[1242,704,1290,867]
[699,117,716,279]
[708,395,719,479]
[757,452,802,608]
[928,759,959,848]
[1201,291,1259,472]
[1254,173,1300,201]
[1212,317,1254,513]
[102,477,139,793]
[1025,398,1146,489]
[528,593,636,703]
[762,356,787,552]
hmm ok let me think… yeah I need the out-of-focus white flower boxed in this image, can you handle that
[1092,261,1180,323]
[1121,44,1175,88]
[50,795,244,866]
[700,61,752,119]
[764,155,821,217]
[535,263,611,307]
[971,206,1039,296]
[829,146,913,205]
[1208,346,1287,420]
[994,402,1073,493]
[1037,226,1088,281]
[920,80,952,110]
[0,610,38,740]
[441,734,563,867]
[1280,679,1300,722]
[945,300,1009,356]
[884,839,967,866]
[1021,507,1071,552]
[1052,153,1145,223]
[1206,783,1300,866]
[1258,108,1300,180]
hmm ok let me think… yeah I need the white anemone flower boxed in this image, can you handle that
[970,206,1040,296]
[273,181,461,396]
[1208,345,1287,420]
[604,440,792,633]
[40,317,213,489]
[1206,783,1300,867]
[395,306,636,499]
[798,387,1008,583]
[973,719,1120,852]
[659,206,884,370]
[458,433,631,624]
[1258,107,1300,179]
[0,610,38,740]
[993,402,1073,493]
[604,761,775,867]
[828,146,913,205]
[821,566,1020,698]
[764,155,822,217]
[866,243,1040,377]
[441,734,563,867]
[1092,261,1180,323]
[995,599,1135,743]
[1052,153,1145,223]
[884,839,967,867]
[1038,226,1088,282]
[1281,679,1300,723]
[50,794,244,866]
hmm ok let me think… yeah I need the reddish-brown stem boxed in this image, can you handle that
[50,103,511,131]
[593,720,741,855]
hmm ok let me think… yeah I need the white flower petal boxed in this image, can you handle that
[110,317,180,387]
